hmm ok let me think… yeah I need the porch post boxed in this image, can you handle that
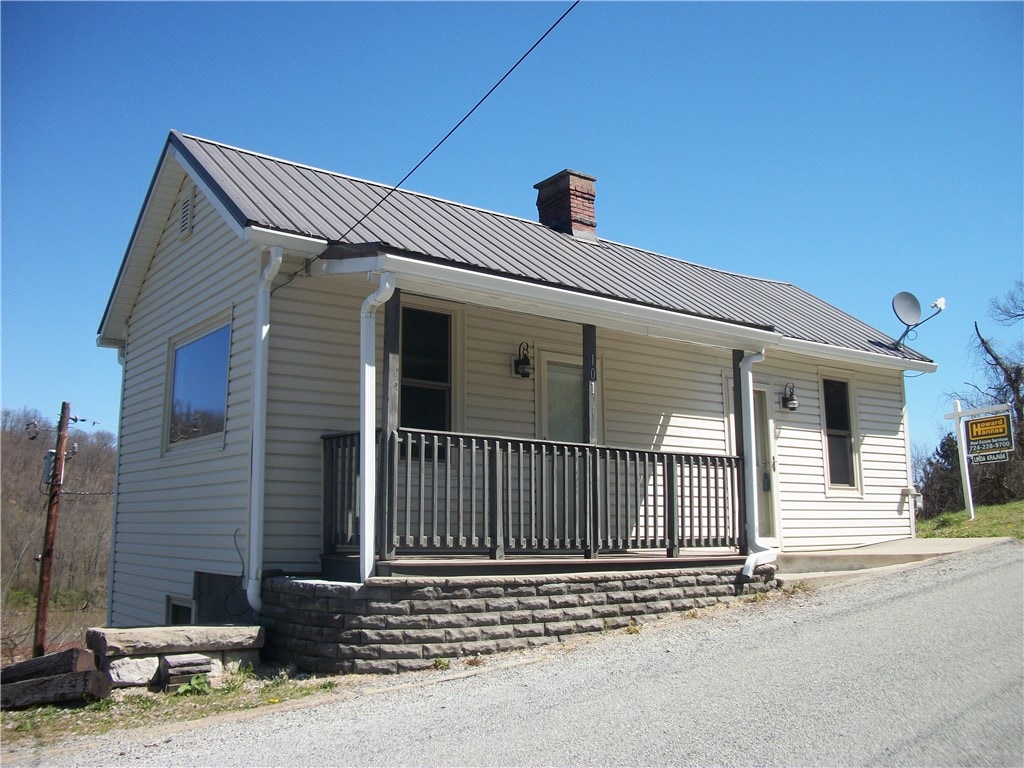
[359,273,395,583]
[583,324,600,558]
[732,350,748,555]
[377,289,401,562]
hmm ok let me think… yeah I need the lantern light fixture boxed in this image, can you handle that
[514,342,534,378]
[781,382,799,412]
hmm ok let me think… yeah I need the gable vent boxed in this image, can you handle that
[178,186,196,240]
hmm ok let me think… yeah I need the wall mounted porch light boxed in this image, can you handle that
[514,342,534,378]
[781,382,799,412]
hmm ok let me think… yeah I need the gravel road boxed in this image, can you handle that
[10,539,1023,767]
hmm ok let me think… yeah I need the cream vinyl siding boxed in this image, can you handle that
[602,332,731,455]
[461,307,731,454]
[261,274,368,572]
[753,355,913,551]
[116,245,918,619]
[109,180,259,627]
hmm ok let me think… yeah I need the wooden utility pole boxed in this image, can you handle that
[33,401,70,658]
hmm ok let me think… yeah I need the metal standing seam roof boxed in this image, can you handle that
[165,130,931,364]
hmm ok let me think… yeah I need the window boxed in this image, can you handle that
[168,324,230,445]
[401,308,451,431]
[823,378,855,486]
[167,597,193,625]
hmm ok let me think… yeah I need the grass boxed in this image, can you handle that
[916,499,1024,540]
[1,663,359,749]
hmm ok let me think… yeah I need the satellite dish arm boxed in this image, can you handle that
[896,297,945,348]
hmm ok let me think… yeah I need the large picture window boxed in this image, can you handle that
[401,308,451,431]
[822,377,855,487]
[168,324,231,445]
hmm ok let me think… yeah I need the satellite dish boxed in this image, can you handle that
[892,292,922,326]
[891,290,946,348]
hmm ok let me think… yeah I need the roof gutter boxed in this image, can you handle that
[246,246,284,613]
[243,226,327,254]
[777,337,936,373]
[313,252,784,352]
[314,252,936,372]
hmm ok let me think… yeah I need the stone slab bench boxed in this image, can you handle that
[86,626,264,689]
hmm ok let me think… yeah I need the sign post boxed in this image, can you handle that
[944,401,1013,521]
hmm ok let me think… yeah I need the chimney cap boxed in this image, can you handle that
[533,169,597,191]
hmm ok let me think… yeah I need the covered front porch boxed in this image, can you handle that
[322,426,748,578]
[295,256,780,584]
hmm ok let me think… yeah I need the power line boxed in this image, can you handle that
[272,0,580,295]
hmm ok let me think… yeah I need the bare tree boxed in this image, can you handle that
[1,408,116,658]
[922,282,1024,512]
[990,278,1024,326]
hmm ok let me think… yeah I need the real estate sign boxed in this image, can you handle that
[972,451,1009,465]
[965,413,1014,456]
[945,401,1014,521]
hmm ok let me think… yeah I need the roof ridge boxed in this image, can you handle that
[174,132,801,290]
[175,130,557,230]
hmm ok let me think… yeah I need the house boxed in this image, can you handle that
[97,131,935,630]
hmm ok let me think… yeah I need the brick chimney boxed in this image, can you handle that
[534,170,597,241]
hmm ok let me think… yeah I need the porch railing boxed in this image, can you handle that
[323,428,742,559]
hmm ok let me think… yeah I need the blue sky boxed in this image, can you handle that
[2,1,1021,454]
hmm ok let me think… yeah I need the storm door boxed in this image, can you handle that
[753,389,778,542]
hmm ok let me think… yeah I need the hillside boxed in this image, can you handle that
[1,408,116,661]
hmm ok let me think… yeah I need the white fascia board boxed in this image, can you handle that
[317,252,782,351]
[777,337,937,373]
[168,143,248,241]
[98,152,185,349]
[244,226,328,254]
[169,145,329,256]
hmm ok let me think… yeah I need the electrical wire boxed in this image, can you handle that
[272,0,580,295]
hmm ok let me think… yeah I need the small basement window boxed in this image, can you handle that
[168,323,231,446]
[167,597,193,626]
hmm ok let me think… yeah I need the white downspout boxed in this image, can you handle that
[105,345,127,626]
[739,349,778,578]
[245,246,284,612]
[359,272,396,583]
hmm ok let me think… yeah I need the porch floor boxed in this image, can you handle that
[322,548,745,579]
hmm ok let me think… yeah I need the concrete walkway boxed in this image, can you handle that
[775,536,1018,587]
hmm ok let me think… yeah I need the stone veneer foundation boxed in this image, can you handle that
[262,565,779,675]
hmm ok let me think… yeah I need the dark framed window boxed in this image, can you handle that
[168,324,230,445]
[401,308,451,431]
[823,378,855,487]
[167,597,193,626]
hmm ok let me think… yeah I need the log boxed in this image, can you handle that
[0,648,95,684]
[1,670,111,709]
